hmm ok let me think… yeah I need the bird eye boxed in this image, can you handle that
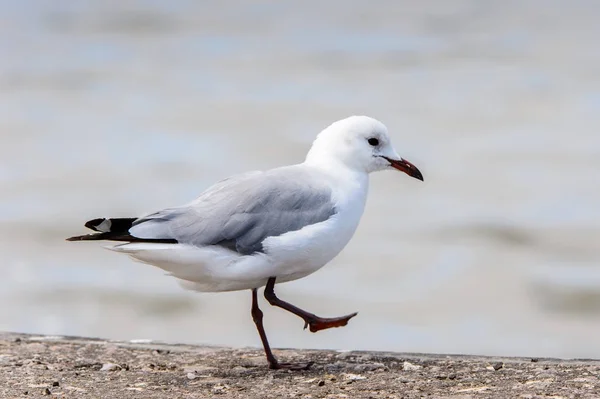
[367,138,379,146]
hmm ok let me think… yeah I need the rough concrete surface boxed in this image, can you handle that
[0,333,598,398]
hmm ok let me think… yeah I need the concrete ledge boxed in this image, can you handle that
[0,332,598,398]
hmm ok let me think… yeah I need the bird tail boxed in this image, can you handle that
[66,217,137,241]
[66,217,177,243]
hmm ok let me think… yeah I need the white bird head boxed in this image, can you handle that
[306,115,423,180]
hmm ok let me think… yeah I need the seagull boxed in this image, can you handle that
[67,115,423,370]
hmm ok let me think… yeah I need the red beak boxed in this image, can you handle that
[382,157,424,181]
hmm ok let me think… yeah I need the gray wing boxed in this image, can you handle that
[129,166,336,255]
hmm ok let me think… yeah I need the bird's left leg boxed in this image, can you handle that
[263,277,358,333]
[251,288,313,370]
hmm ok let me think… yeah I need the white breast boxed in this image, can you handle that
[262,169,369,282]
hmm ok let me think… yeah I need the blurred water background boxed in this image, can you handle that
[1,1,599,358]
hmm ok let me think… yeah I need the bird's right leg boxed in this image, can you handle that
[263,277,358,333]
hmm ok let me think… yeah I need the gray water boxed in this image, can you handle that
[1,1,599,358]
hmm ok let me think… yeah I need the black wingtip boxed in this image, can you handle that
[66,234,97,241]
[68,217,175,244]
[84,218,106,231]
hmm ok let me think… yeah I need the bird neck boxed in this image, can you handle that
[303,154,369,192]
